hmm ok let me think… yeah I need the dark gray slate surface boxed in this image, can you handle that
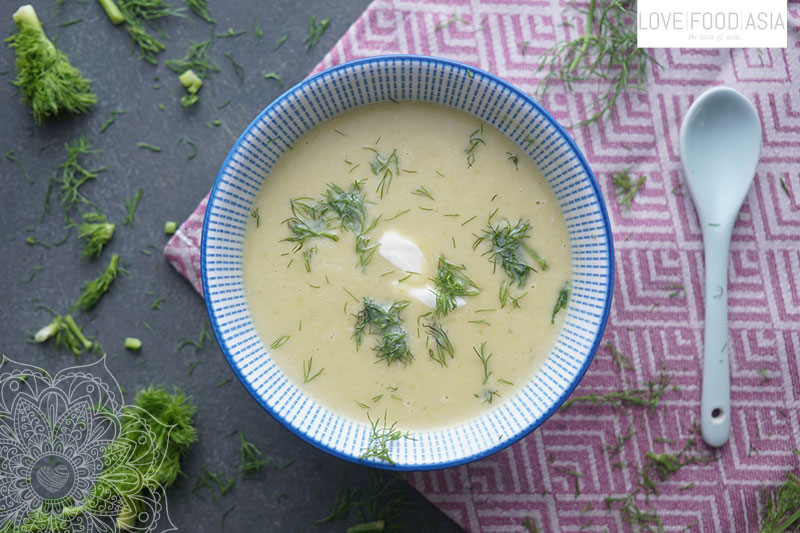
[0,1,464,531]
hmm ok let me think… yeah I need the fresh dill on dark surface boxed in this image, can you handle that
[364,147,400,198]
[551,285,569,323]
[273,28,290,51]
[7,5,97,124]
[354,299,413,366]
[123,188,143,226]
[432,256,480,316]
[51,136,106,223]
[612,169,646,209]
[464,124,485,167]
[474,218,547,287]
[77,211,115,259]
[536,0,661,127]
[424,322,454,367]
[104,0,185,64]
[73,253,122,311]
[358,411,413,465]
[264,71,284,86]
[5,150,32,183]
[184,0,214,24]
[304,15,330,50]
[239,432,269,476]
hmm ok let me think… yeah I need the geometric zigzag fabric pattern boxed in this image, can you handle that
[164,1,800,530]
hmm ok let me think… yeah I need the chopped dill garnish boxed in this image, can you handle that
[435,14,465,32]
[136,142,162,152]
[99,109,126,133]
[22,265,43,283]
[5,150,32,183]
[59,18,84,27]
[424,322,454,367]
[302,247,316,272]
[551,285,569,323]
[461,214,477,226]
[250,207,260,227]
[520,41,530,55]
[239,432,269,475]
[354,299,413,366]
[474,342,492,384]
[273,28,289,51]
[536,0,661,127]
[323,181,379,269]
[607,341,633,372]
[151,297,164,310]
[522,516,540,533]
[303,357,324,383]
[760,466,800,533]
[225,52,245,83]
[304,16,330,50]
[498,378,514,386]
[358,411,413,465]
[469,319,490,326]
[384,209,410,221]
[612,169,646,210]
[123,188,143,226]
[176,321,210,352]
[216,27,247,38]
[757,369,770,385]
[221,505,236,529]
[432,256,480,316]
[184,0,214,23]
[25,235,49,248]
[52,136,105,223]
[411,185,435,201]
[186,138,198,160]
[498,280,527,309]
[217,99,231,109]
[364,147,399,198]
[604,495,662,532]
[476,389,500,404]
[356,401,370,410]
[464,124,485,167]
[283,198,338,248]
[372,394,383,402]
[270,335,291,349]
[166,37,220,81]
[264,71,284,86]
[106,0,184,64]
[507,152,519,169]
[334,128,346,136]
[780,177,791,200]
[474,218,547,287]
[665,283,685,298]
[252,17,263,40]
[77,211,115,259]
[73,253,122,311]
[562,372,670,413]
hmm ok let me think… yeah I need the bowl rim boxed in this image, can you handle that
[201,54,615,471]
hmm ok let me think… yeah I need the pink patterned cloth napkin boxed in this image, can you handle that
[165,1,800,530]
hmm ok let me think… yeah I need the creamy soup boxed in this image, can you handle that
[242,101,571,431]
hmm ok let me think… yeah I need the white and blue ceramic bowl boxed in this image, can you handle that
[201,55,614,470]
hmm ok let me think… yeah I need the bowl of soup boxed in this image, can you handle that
[201,55,614,469]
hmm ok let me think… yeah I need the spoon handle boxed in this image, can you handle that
[701,225,732,447]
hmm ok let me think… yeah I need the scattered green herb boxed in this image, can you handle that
[51,136,105,223]
[216,27,246,38]
[607,341,633,372]
[239,432,270,476]
[507,152,519,169]
[464,124,485,167]
[364,147,399,198]
[473,342,492,384]
[176,321,210,352]
[358,411,413,465]
[612,169,646,210]
[562,373,670,413]
[184,0,214,23]
[474,218,547,287]
[224,52,245,83]
[74,253,122,311]
[263,71,284,86]
[4,150,32,184]
[250,207,260,227]
[354,299,413,366]
[136,142,162,152]
[411,185,435,201]
[551,285,569,323]
[34,311,93,356]
[424,322,454,367]
[432,256,480,316]
[270,335,291,349]
[273,28,289,51]
[304,16,330,50]
[123,188,143,226]
[435,14,465,32]
[303,357,324,383]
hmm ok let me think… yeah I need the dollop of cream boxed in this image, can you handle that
[378,230,423,273]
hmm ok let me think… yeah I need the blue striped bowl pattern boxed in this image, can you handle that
[201,55,614,470]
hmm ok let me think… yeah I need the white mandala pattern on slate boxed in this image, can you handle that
[0,357,175,532]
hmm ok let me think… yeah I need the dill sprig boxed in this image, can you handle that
[73,253,122,311]
[303,357,324,383]
[561,373,670,413]
[166,37,221,79]
[112,0,185,64]
[474,218,547,287]
[263,71,283,86]
[551,285,569,323]
[473,342,492,384]
[354,299,413,366]
[760,467,800,533]
[411,185,435,201]
[432,256,480,316]
[464,124,485,167]
[273,28,289,51]
[364,147,399,198]
[498,280,527,309]
[176,321,210,351]
[536,0,661,127]
[283,198,338,248]
[612,169,646,209]
[123,188,143,226]
[424,323,454,367]
[184,0,214,23]
[77,211,115,259]
[604,495,663,532]
[607,341,633,372]
[358,411,413,465]
[325,182,367,233]
[5,150,32,183]
[239,432,269,476]
[304,15,330,50]
[7,5,97,124]
[52,136,105,222]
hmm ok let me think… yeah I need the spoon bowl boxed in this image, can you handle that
[679,87,762,447]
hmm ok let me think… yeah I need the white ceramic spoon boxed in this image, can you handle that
[679,87,762,447]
